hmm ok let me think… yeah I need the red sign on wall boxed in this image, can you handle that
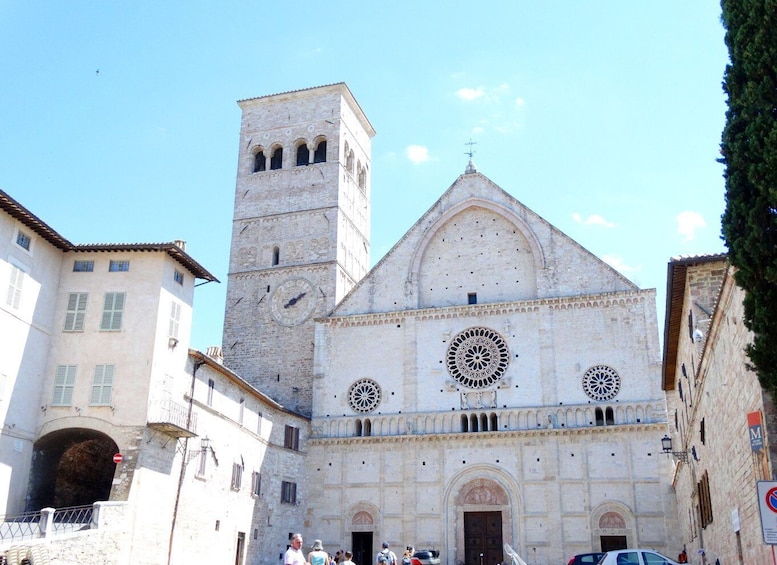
[748,411,764,452]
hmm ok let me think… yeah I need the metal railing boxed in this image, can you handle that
[0,505,93,545]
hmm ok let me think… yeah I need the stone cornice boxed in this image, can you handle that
[323,289,652,327]
[309,421,666,446]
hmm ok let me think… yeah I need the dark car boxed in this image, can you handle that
[567,552,605,565]
[410,550,440,565]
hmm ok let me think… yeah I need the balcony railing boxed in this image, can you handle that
[147,399,197,438]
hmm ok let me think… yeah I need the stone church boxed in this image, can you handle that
[221,83,679,565]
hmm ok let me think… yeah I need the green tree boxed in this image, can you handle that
[720,0,777,392]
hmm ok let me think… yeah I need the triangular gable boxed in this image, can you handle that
[331,171,638,317]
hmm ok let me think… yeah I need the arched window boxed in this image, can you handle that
[314,140,327,163]
[347,150,355,174]
[296,143,309,166]
[461,414,469,432]
[480,413,488,431]
[355,419,362,437]
[470,414,479,432]
[253,150,266,173]
[605,407,614,425]
[271,246,280,266]
[270,147,283,170]
[358,165,366,190]
[595,407,604,426]
[364,419,371,437]
[490,413,498,431]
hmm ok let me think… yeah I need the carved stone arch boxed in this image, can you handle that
[590,501,636,551]
[346,502,380,542]
[407,198,546,308]
[443,465,521,565]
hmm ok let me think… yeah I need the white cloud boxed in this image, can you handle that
[406,145,430,164]
[515,97,525,107]
[456,87,485,101]
[676,211,706,241]
[572,212,615,228]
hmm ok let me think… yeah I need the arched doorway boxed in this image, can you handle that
[27,428,119,511]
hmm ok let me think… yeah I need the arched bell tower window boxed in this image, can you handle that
[347,150,355,174]
[314,140,327,163]
[271,246,280,266]
[270,147,283,170]
[357,162,366,190]
[296,143,309,166]
[253,150,266,173]
[460,414,469,432]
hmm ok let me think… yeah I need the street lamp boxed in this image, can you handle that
[661,435,688,463]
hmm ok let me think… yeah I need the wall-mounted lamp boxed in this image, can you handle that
[661,434,688,463]
[693,328,704,343]
[200,436,210,451]
[168,336,179,349]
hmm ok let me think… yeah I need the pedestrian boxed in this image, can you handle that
[309,539,330,565]
[376,542,397,565]
[334,550,343,564]
[285,534,308,565]
[342,550,356,565]
[677,549,687,563]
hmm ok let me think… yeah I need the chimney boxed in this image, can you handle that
[173,240,186,251]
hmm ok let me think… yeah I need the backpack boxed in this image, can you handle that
[378,552,389,565]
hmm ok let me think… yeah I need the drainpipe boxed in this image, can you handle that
[167,357,204,565]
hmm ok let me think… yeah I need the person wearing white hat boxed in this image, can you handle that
[309,539,330,565]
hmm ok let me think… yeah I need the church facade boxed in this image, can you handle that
[222,84,680,565]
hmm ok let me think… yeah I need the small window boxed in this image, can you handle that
[15,230,31,251]
[270,147,283,170]
[174,270,184,285]
[109,260,130,272]
[73,260,94,272]
[101,292,125,331]
[468,293,477,305]
[257,412,263,434]
[314,140,327,163]
[238,397,245,425]
[253,150,266,173]
[296,144,309,166]
[252,471,261,496]
[197,447,207,476]
[6,265,25,309]
[281,481,297,504]
[231,462,243,491]
[284,425,300,450]
[272,246,280,266]
[64,292,88,332]
[346,150,354,174]
[52,365,77,406]
[90,364,115,405]
[207,379,215,407]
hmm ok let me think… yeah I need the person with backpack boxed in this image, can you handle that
[376,542,397,565]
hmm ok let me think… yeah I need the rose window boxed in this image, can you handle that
[348,379,381,413]
[446,327,510,389]
[582,365,621,401]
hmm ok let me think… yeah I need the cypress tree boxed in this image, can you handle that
[720,0,777,392]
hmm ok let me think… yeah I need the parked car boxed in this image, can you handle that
[410,550,440,565]
[567,552,605,565]
[597,549,680,565]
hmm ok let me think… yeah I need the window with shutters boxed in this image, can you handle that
[284,425,300,451]
[252,471,261,497]
[6,265,25,309]
[173,269,184,285]
[231,462,243,491]
[52,365,77,406]
[90,364,114,405]
[698,470,713,528]
[207,378,215,407]
[281,481,297,504]
[64,293,88,332]
[169,301,181,339]
[101,292,125,331]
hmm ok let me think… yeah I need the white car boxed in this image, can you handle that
[597,549,680,565]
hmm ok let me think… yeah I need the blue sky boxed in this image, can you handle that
[0,2,728,351]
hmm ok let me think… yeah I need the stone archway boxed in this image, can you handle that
[591,503,635,551]
[28,427,119,511]
[451,477,512,565]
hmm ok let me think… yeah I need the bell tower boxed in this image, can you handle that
[222,83,375,415]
